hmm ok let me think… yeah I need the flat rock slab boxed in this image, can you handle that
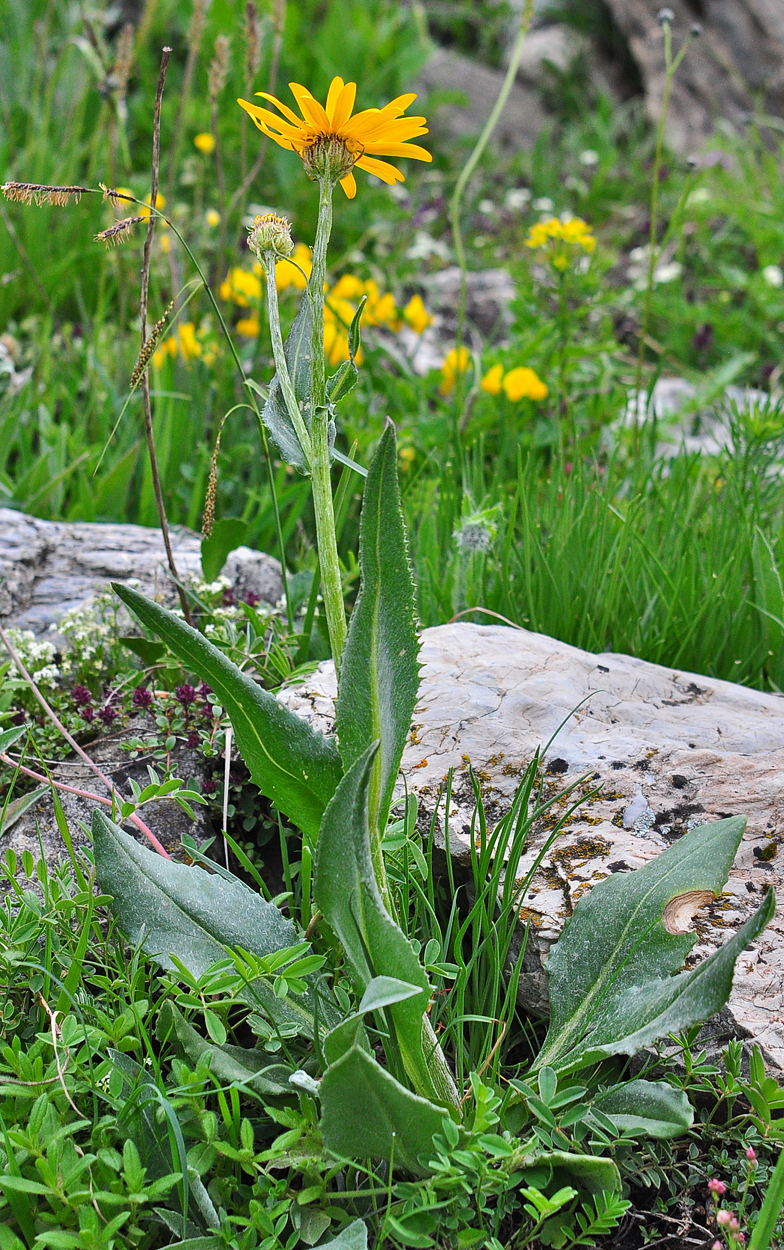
[279,622,784,1069]
[0,509,283,636]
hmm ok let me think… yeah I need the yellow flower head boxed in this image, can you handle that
[236,317,260,337]
[525,216,595,271]
[502,366,548,402]
[153,336,178,368]
[206,209,220,228]
[403,293,432,335]
[237,75,432,199]
[177,322,202,362]
[439,346,470,396]
[275,242,312,291]
[194,132,216,155]
[219,267,263,306]
[480,363,503,395]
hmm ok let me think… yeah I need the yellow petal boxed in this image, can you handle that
[340,171,357,198]
[288,82,331,131]
[363,141,432,162]
[353,155,404,184]
[332,80,357,130]
[325,76,345,123]
[481,363,504,395]
[253,91,306,129]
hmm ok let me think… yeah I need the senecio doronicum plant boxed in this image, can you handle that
[4,74,776,1203]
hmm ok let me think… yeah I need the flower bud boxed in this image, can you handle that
[691,21,702,35]
[746,1146,756,1162]
[301,134,359,184]
[246,212,294,260]
[657,7,675,24]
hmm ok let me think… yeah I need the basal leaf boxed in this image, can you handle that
[261,296,312,471]
[536,817,773,1074]
[112,583,342,838]
[320,1045,443,1172]
[335,420,419,846]
[313,746,448,1107]
[93,809,324,1037]
[593,1080,693,1139]
[157,1001,292,1095]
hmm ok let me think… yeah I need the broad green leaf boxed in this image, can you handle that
[593,1080,693,1139]
[157,1000,292,1095]
[316,1220,368,1250]
[320,1045,443,1172]
[93,809,325,1036]
[335,421,419,850]
[261,296,312,471]
[200,516,248,582]
[536,817,774,1074]
[521,1151,621,1197]
[313,747,448,1106]
[112,583,342,837]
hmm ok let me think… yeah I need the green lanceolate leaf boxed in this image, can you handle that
[261,295,312,471]
[112,583,342,838]
[313,746,451,1107]
[157,1001,292,1095]
[535,816,774,1074]
[320,1045,444,1173]
[335,420,419,856]
[327,296,366,406]
[93,809,324,1036]
[593,1080,693,1139]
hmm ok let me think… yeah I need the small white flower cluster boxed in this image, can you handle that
[53,593,117,679]
[4,628,60,687]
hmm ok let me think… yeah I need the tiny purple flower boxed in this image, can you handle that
[71,684,92,706]
[132,685,153,709]
[222,587,237,606]
[81,706,94,723]
[98,706,118,725]
[203,779,218,794]
[198,682,212,697]
[243,590,261,606]
[187,731,200,748]
[175,683,197,706]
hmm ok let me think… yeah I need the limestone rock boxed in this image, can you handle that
[603,0,784,154]
[0,509,282,635]
[222,546,284,607]
[414,47,546,149]
[278,622,784,1068]
[621,376,774,460]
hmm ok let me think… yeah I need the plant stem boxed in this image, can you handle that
[263,252,313,462]
[140,48,193,626]
[308,177,346,670]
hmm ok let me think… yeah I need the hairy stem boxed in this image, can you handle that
[308,178,346,669]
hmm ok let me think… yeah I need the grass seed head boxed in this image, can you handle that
[2,182,91,206]
[95,215,145,247]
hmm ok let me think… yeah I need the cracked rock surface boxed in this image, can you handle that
[278,622,784,1068]
[0,508,283,636]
